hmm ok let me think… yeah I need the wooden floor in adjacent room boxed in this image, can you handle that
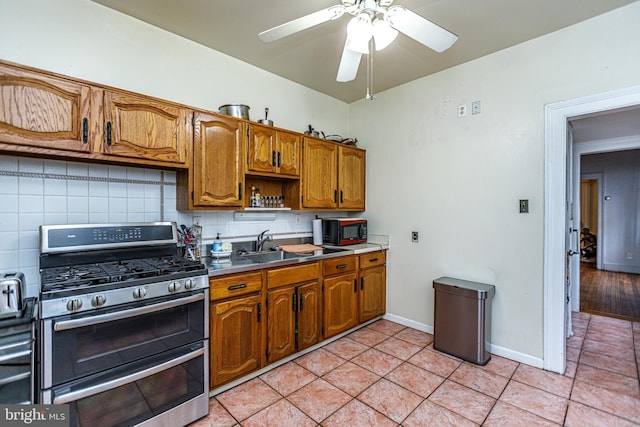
[580,262,640,322]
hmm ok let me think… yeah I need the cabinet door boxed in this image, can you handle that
[0,63,91,152]
[248,124,276,174]
[338,146,366,210]
[210,295,263,387]
[276,130,300,176]
[298,281,322,350]
[193,112,244,207]
[359,266,386,322]
[101,90,188,164]
[323,272,358,338]
[267,286,296,363]
[302,138,338,208]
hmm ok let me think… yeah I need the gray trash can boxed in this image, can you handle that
[433,276,495,365]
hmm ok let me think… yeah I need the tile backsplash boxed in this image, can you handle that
[0,155,335,297]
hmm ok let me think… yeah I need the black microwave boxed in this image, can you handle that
[322,218,367,245]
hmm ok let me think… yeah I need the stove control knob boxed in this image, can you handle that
[92,294,107,307]
[184,279,195,290]
[133,287,147,299]
[168,281,181,293]
[66,298,83,312]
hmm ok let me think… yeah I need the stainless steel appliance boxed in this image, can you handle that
[322,218,367,245]
[0,272,26,319]
[0,297,36,404]
[38,222,209,427]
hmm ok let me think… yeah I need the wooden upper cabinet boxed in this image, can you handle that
[338,146,366,210]
[302,137,338,208]
[0,62,91,152]
[191,111,245,208]
[276,130,300,176]
[99,90,189,164]
[248,124,300,177]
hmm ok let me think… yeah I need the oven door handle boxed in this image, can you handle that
[52,346,205,404]
[53,293,205,332]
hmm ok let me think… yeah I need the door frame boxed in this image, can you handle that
[543,84,640,373]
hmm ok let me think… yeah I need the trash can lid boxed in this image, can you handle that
[433,276,495,299]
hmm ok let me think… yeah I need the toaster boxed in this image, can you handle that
[0,272,26,318]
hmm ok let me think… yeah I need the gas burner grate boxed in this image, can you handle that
[40,256,205,292]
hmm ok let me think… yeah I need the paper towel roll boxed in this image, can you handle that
[312,219,323,245]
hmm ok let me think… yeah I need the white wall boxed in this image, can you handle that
[581,149,640,274]
[350,3,640,361]
[0,0,349,297]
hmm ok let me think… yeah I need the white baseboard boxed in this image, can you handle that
[384,313,544,369]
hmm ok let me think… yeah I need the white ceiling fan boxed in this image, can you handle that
[259,0,458,89]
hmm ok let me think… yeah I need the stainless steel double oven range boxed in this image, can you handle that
[38,222,209,427]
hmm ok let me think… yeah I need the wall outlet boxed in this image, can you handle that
[411,231,419,242]
[519,199,529,213]
[627,252,633,260]
[295,214,300,224]
[472,100,481,115]
[192,215,202,225]
[457,104,467,117]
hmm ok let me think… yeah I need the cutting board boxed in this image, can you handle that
[279,244,323,253]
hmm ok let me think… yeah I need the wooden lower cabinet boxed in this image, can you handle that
[209,272,264,388]
[359,251,387,322]
[267,281,321,363]
[323,256,359,339]
[266,262,321,364]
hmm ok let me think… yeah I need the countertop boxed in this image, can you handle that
[205,242,388,277]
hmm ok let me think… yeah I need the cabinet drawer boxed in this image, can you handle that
[267,262,320,289]
[323,256,357,276]
[210,272,262,300]
[359,251,385,268]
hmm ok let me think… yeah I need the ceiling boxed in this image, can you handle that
[91,0,635,103]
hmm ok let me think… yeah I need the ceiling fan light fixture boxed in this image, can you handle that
[346,36,370,54]
[347,14,373,42]
[372,18,398,50]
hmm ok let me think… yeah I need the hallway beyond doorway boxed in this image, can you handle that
[580,262,640,322]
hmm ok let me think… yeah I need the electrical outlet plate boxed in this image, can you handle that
[411,231,419,242]
[472,100,481,115]
[457,104,467,117]
[519,199,529,213]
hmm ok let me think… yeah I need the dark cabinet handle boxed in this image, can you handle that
[360,277,364,290]
[105,121,112,146]
[340,190,344,203]
[277,152,281,167]
[334,189,337,203]
[336,264,347,269]
[369,258,379,263]
[257,303,262,323]
[353,279,357,293]
[299,292,304,311]
[292,293,297,312]
[238,183,243,200]
[228,284,247,291]
[82,118,88,144]
[272,150,276,166]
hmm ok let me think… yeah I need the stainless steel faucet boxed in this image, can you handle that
[256,229,272,252]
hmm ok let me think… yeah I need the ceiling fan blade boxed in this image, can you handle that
[387,6,458,53]
[259,5,346,43]
[336,40,362,82]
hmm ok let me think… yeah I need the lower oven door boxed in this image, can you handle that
[41,290,208,389]
[42,341,208,427]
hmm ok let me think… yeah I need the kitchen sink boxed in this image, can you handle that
[239,250,308,263]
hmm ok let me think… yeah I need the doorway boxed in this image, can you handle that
[543,84,640,374]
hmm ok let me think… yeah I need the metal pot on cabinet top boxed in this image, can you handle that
[257,107,273,126]
[219,104,250,120]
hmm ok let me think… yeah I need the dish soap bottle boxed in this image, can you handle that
[213,233,223,253]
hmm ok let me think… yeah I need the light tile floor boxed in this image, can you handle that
[191,312,640,426]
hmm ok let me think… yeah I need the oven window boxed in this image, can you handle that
[58,343,205,427]
[49,295,205,387]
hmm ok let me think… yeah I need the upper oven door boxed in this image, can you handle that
[41,290,208,389]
